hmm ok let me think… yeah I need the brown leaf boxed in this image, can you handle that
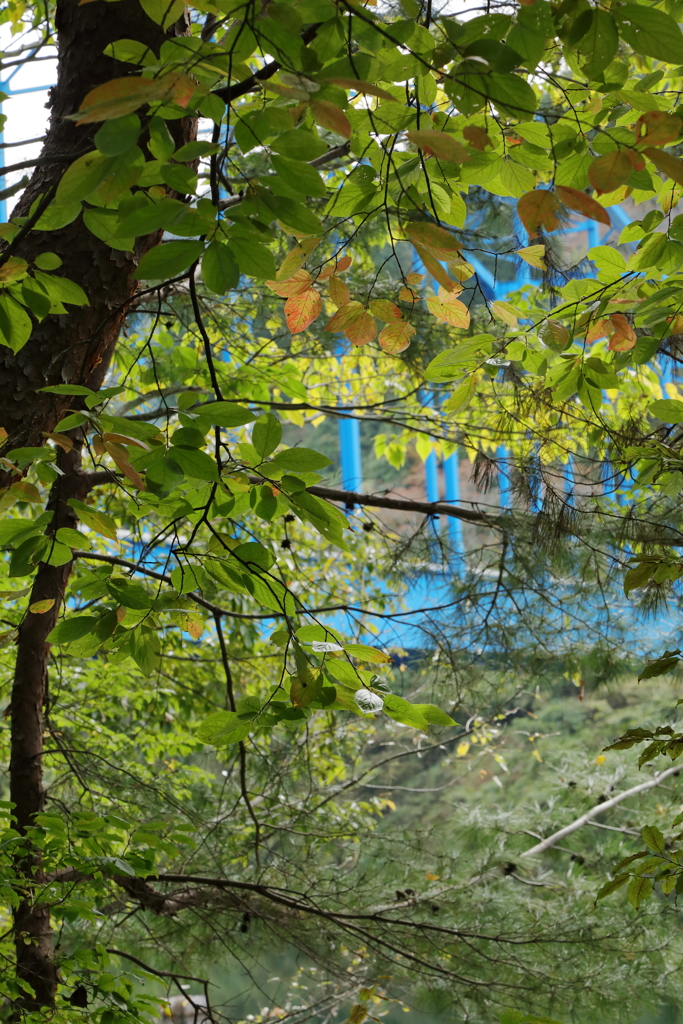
[588,151,633,194]
[555,185,610,226]
[517,189,562,234]
[321,78,396,102]
[636,111,683,149]
[405,129,470,163]
[311,100,351,139]
[43,432,74,452]
[406,222,460,258]
[463,125,493,151]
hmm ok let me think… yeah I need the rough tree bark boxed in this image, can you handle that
[9,446,98,1011]
[2,0,196,1011]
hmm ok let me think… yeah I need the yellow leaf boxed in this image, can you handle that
[516,245,546,270]
[378,321,415,354]
[491,301,519,327]
[29,599,55,614]
[328,275,350,307]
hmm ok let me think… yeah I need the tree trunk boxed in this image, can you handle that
[3,0,197,1010]
[9,445,95,1010]
[0,0,196,454]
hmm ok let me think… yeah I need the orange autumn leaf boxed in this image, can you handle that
[318,254,353,281]
[368,299,403,323]
[517,189,562,234]
[405,129,470,163]
[463,125,493,151]
[324,301,366,332]
[585,318,612,343]
[329,276,351,307]
[285,288,322,334]
[555,185,611,226]
[635,111,682,149]
[608,313,637,351]
[405,272,424,285]
[398,286,419,302]
[311,100,351,139]
[378,321,416,353]
[267,269,312,297]
[345,309,377,346]
[425,294,470,329]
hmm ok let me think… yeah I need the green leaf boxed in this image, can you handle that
[0,294,32,354]
[94,114,141,156]
[580,10,619,79]
[47,616,98,644]
[227,235,277,280]
[343,643,392,664]
[270,447,331,472]
[31,272,87,310]
[596,875,629,900]
[383,693,430,730]
[627,874,653,909]
[194,401,256,428]
[252,414,282,459]
[412,704,456,727]
[616,4,683,64]
[648,399,683,423]
[67,499,118,541]
[196,710,254,745]
[271,129,329,161]
[642,825,667,855]
[55,151,112,205]
[167,446,218,481]
[270,155,327,198]
[133,240,204,281]
[202,241,240,295]
[83,207,135,252]
[424,336,494,382]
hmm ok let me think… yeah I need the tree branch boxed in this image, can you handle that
[521,764,682,857]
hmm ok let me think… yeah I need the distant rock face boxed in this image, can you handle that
[160,995,210,1023]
